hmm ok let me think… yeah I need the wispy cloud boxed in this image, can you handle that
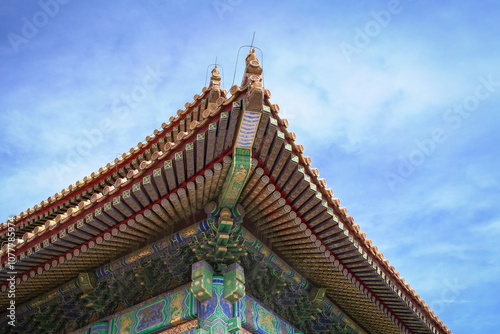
[1,1,499,333]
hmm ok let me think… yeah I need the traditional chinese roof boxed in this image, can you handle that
[0,50,450,334]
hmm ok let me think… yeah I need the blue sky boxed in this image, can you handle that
[1,1,499,332]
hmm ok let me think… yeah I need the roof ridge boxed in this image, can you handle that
[0,83,232,238]
[0,70,260,286]
[0,50,450,334]
[1,96,232,253]
[261,101,450,334]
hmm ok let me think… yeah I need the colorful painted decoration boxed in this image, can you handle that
[223,262,246,303]
[192,260,215,302]
[109,284,197,334]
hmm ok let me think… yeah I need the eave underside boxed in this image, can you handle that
[2,220,365,334]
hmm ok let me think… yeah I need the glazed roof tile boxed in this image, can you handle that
[0,87,227,239]
[245,98,450,333]
[0,52,450,334]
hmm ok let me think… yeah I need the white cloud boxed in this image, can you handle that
[1,1,500,332]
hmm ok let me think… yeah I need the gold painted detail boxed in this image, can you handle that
[256,303,277,333]
[155,319,198,333]
[78,272,97,294]
[169,291,184,325]
[191,260,214,302]
[223,262,245,303]
[218,147,252,209]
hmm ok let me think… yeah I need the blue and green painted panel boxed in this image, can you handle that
[199,276,233,334]
[73,284,197,334]
[109,285,197,333]
[236,294,297,334]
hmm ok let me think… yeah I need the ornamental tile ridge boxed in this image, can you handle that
[0,86,215,238]
[261,101,450,334]
[240,161,405,333]
[0,92,236,269]
[0,129,230,269]
[242,103,435,332]
[2,56,240,316]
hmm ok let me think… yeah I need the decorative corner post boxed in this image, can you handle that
[191,217,247,334]
[192,49,264,334]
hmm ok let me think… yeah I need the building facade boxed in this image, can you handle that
[0,50,450,334]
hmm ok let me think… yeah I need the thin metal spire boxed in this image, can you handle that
[250,31,255,50]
